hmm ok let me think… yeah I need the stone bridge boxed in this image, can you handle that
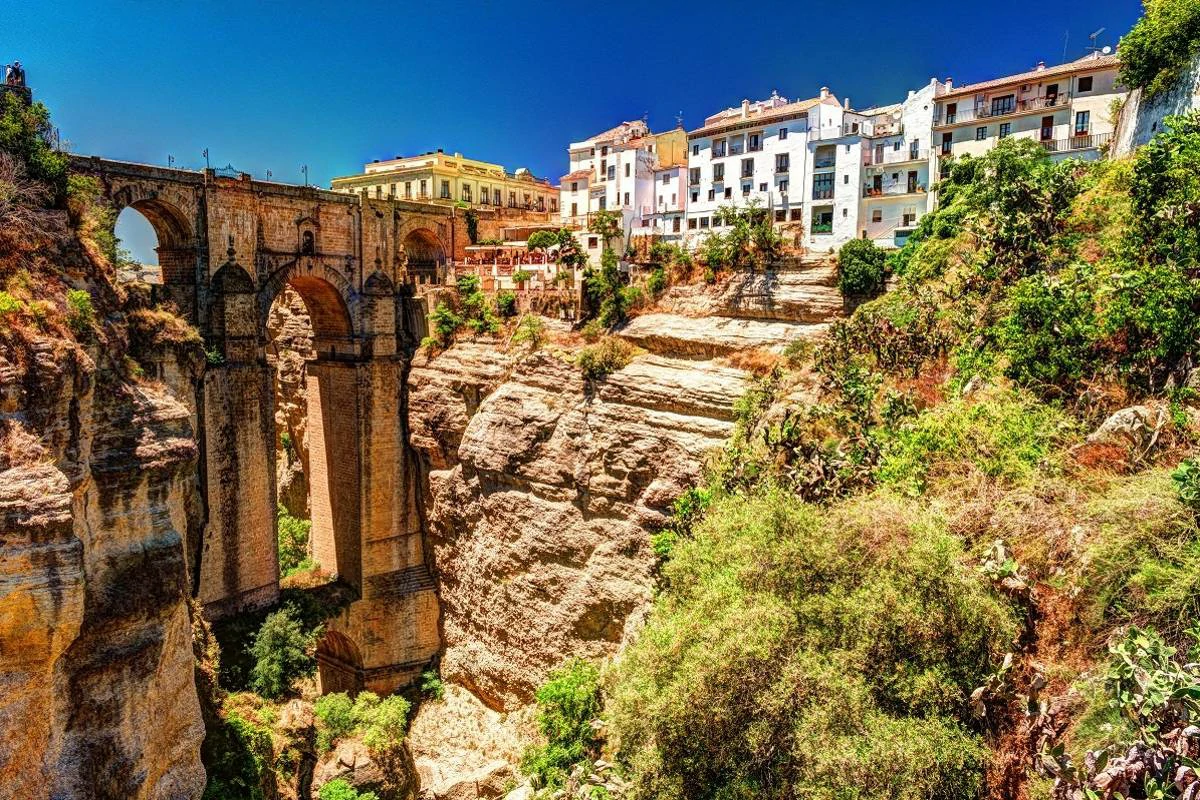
[70,155,458,694]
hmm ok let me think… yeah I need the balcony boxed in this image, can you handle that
[934,94,1069,126]
[812,188,834,201]
[864,148,928,166]
[775,163,791,174]
[812,156,837,169]
[1040,131,1113,154]
[863,183,926,198]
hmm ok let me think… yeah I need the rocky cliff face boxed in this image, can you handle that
[268,284,315,518]
[406,261,839,709]
[0,251,207,796]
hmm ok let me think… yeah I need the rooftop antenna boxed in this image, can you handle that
[675,111,684,129]
[1087,27,1106,53]
[1062,30,1070,62]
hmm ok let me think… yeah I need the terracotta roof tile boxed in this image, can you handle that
[561,169,591,182]
[689,94,834,137]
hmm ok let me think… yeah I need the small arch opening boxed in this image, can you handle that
[114,206,161,284]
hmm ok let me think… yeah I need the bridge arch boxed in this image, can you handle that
[109,186,197,288]
[401,227,446,283]
[316,630,364,695]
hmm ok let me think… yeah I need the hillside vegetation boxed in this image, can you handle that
[519,105,1200,800]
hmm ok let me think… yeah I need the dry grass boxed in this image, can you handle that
[723,347,783,376]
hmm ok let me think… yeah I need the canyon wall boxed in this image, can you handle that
[0,315,207,798]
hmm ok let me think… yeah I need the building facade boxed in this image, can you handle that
[932,51,1122,170]
[332,150,558,213]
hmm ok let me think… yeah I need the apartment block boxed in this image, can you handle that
[932,51,1122,170]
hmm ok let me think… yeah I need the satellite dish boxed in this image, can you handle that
[1102,45,1112,54]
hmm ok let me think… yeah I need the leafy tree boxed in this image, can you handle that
[586,247,627,327]
[0,93,66,202]
[527,229,558,252]
[314,692,356,753]
[1128,112,1200,268]
[837,238,889,296]
[495,290,517,317]
[1119,0,1200,97]
[587,209,622,249]
[248,606,317,699]
[277,505,313,576]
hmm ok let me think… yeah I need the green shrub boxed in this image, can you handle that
[511,269,534,285]
[1173,459,1200,509]
[421,669,445,701]
[318,779,379,800]
[520,659,602,790]
[1119,0,1200,97]
[0,290,24,323]
[527,230,558,253]
[645,266,667,295]
[837,238,889,297]
[511,314,545,351]
[277,505,312,577]
[997,267,1101,395]
[495,290,517,317]
[201,707,275,800]
[249,606,317,699]
[586,248,627,328]
[875,389,1073,495]
[0,93,67,201]
[609,490,1016,800]
[66,289,95,338]
[360,695,410,756]
[424,301,463,350]
[577,336,633,381]
[314,692,356,753]
[463,208,479,244]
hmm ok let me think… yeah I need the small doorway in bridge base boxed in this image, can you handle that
[316,630,364,696]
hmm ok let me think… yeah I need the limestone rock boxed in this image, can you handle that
[408,344,747,709]
[1087,405,1163,450]
[619,312,827,358]
[657,264,846,324]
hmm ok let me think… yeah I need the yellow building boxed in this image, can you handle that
[331,149,558,213]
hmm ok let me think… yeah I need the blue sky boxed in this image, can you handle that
[4,0,1142,263]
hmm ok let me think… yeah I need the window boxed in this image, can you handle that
[670,193,676,204]
[1078,76,1093,92]
[872,208,882,223]
[588,236,598,248]
[999,122,1011,139]
[976,126,987,141]
[571,181,578,191]
[724,187,732,198]
[712,138,726,157]
[494,189,501,205]
[440,179,450,199]
[1040,116,1054,141]
[405,181,412,198]
[708,189,715,200]
[692,144,699,156]
[946,102,957,124]
[775,153,790,173]
[742,182,751,195]
[990,94,1015,116]
[689,167,701,185]
[607,165,616,180]
[730,136,744,155]
[759,182,767,192]
[741,158,754,178]
[463,185,472,202]
[812,172,833,200]
[941,132,952,154]
[790,208,802,221]
[812,209,833,234]
[601,145,608,156]
[779,179,788,193]
[625,163,630,177]
[374,186,382,198]
[749,132,762,151]
[893,141,901,151]
[700,217,710,228]
[843,174,849,184]
[420,179,428,196]
[623,192,630,205]
[662,173,670,184]
[775,209,786,222]
[713,163,724,182]
[712,217,720,228]
[571,202,578,216]
[673,217,681,233]
[551,198,557,211]
[779,127,788,140]
[688,218,697,230]
[691,191,699,202]
[509,191,516,207]
[1075,110,1090,135]
[910,139,920,159]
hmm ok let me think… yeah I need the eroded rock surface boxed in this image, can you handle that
[408,344,748,710]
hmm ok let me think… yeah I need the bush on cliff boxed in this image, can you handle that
[609,490,1016,800]
[1119,0,1200,97]
[520,659,603,791]
[837,238,889,297]
[249,606,318,699]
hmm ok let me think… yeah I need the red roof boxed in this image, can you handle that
[689,94,837,137]
[560,169,591,182]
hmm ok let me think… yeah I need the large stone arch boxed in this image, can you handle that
[401,227,446,283]
[108,183,199,288]
[262,260,358,356]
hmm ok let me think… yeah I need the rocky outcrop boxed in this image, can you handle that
[0,334,206,798]
[620,312,827,358]
[408,343,748,710]
[658,262,846,324]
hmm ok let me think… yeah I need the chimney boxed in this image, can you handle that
[908,89,916,99]
[1036,61,1046,71]
[843,97,850,110]
[820,86,830,99]
[945,77,953,90]
[741,98,750,118]
[437,148,443,153]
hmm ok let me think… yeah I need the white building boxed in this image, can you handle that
[638,163,686,242]
[558,120,687,264]
[932,51,1123,169]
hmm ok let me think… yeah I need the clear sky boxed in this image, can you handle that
[4,0,1142,263]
